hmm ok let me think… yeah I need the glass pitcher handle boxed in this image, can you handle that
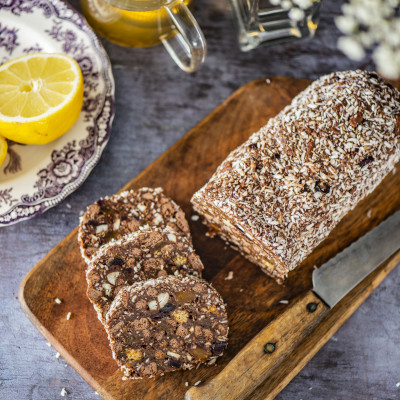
[161,0,206,73]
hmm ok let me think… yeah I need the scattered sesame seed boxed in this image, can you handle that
[194,380,201,386]
[46,342,51,347]
[366,209,372,219]
[56,352,60,359]
[66,312,72,320]
[185,382,189,387]
[191,214,200,221]
[309,386,313,390]
[54,298,62,304]
[60,388,67,396]
[239,288,244,292]
[266,78,271,84]
[279,300,289,304]
[66,203,71,209]
[396,382,400,387]
[224,271,234,280]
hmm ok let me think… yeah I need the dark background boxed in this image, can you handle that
[1,0,400,399]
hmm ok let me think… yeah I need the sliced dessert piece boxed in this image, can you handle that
[105,275,228,379]
[86,226,204,324]
[78,187,190,263]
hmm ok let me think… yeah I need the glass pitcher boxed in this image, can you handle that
[80,0,206,72]
[229,0,323,51]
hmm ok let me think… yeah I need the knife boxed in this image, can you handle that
[185,210,400,400]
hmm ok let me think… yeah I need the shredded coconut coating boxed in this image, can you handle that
[192,70,400,281]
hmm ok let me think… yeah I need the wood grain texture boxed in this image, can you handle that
[186,291,329,400]
[19,77,400,400]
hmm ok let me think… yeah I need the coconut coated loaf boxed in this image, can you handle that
[191,70,400,282]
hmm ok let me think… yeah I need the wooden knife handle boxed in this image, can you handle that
[185,291,329,400]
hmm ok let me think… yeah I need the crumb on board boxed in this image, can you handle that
[56,352,60,359]
[55,298,62,304]
[13,296,18,300]
[191,214,200,221]
[66,312,72,320]
[279,300,289,304]
[194,380,201,386]
[46,342,51,347]
[224,271,234,280]
[60,388,67,396]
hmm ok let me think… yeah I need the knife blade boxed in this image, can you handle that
[185,210,400,400]
[313,210,400,307]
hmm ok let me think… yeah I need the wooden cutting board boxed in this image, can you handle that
[19,77,400,400]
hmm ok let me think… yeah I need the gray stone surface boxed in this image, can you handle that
[1,0,399,399]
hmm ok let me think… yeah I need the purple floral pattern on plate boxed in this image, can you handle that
[0,0,115,226]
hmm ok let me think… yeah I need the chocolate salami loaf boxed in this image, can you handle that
[191,70,400,282]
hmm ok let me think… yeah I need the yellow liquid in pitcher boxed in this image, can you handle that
[80,0,192,48]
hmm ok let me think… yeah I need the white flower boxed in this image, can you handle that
[289,7,305,21]
[335,15,358,34]
[373,45,400,79]
[335,0,400,79]
[293,0,313,8]
[337,36,365,61]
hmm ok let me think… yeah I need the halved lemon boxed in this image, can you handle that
[0,135,7,167]
[0,53,83,145]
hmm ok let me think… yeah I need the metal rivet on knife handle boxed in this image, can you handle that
[264,343,276,354]
[306,302,318,313]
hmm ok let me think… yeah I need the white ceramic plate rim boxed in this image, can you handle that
[0,0,115,226]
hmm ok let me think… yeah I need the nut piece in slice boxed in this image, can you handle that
[105,275,229,380]
[78,187,191,264]
[86,227,203,324]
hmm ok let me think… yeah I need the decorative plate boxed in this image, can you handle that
[0,0,115,226]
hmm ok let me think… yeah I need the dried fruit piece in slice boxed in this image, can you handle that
[0,53,83,144]
[86,226,204,324]
[105,275,229,379]
[78,187,191,263]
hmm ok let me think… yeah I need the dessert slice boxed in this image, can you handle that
[86,226,203,324]
[78,187,190,263]
[105,275,228,379]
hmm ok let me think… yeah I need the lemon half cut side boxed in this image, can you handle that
[0,53,84,145]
